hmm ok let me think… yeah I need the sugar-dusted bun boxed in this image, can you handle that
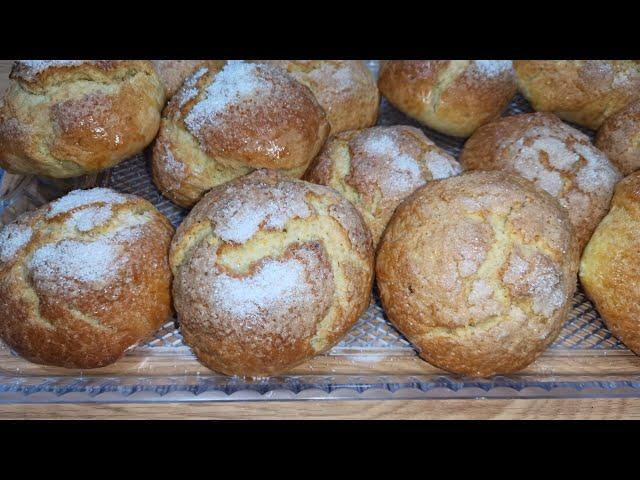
[378,60,516,137]
[170,170,374,376]
[376,171,579,377]
[152,60,226,99]
[514,60,640,130]
[580,171,640,354]
[151,61,330,208]
[596,99,640,176]
[0,60,164,178]
[305,125,462,246]
[0,188,174,368]
[262,60,379,134]
[460,112,621,251]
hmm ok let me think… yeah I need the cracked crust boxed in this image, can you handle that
[514,60,640,129]
[376,171,579,377]
[0,60,165,178]
[152,60,226,99]
[170,170,374,377]
[261,60,379,134]
[596,99,640,175]
[0,188,174,368]
[460,112,621,251]
[305,125,462,246]
[151,61,330,208]
[580,171,640,354]
[378,60,516,137]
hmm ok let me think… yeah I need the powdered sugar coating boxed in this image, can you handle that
[65,205,113,232]
[175,67,208,109]
[211,179,312,244]
[472,60,513,77]
[0,224,32,263]
[13,60,97,81]
[184,61,271,135]
[47,188,128,218]
[425,150,462,179]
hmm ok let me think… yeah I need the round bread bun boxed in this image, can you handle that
[169,169,374,377]
[376,171,579,377]
[580,171,640,355]
[305,125,462,246]
[152,60,226,99]
[0,60,165,178]
[514,60,640,130]
[377,60,516,137]
[151,60,330,208]
[460,112,621,251]
[261,60,379,134]
[596,99,640,176]
[0,187,174,369]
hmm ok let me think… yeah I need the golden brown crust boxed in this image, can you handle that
[580,171,640,354]
[261,60,379,134]
[378,60,516,137]
[170,169,374,376]
[460,112,621,251]
[596,99,640,175]
[514,60,640,130]
[0,188,174,368]
[376,171,579,377]
[305,125,462,245]
[0,60,165,178]
[151,61,330,208]
[152,60,226,99]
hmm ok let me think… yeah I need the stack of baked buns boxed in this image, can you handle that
[1,59,639,379]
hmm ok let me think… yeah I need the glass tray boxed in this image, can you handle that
[1,61,639,404]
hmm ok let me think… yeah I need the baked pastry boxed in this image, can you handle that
[261,60,379,134]
[305,125,462,245]
[170,169,374,376]
[596,99,640,175]
[0,60,164,178]
[0,187,173,368]
[377,60,516,137]
[460,112,621,251]
[151,60,330,208]
[514,60,640,130]
[152,60,226,99]
[580,171,640,354]
[376,171,579,377]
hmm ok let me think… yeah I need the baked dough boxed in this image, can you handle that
[152,60,226,99]
[514,60,640,129]
[305,125,462,245]
[580,171,640,354]
[0,187,174,368]
[376,171,579,377]
[151,61,330,208]
[378,60,516,137]
[596,99,640,175]
[0,60,164,178]
[460,112,621,251]
[262,60,379,134]
[169,169,374,376]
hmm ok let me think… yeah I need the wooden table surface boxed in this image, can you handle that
[0,60,638,420]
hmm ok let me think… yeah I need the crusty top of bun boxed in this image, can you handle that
[163,61,329,171]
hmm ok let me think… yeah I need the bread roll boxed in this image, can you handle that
[0,188,173,368]
[596,99,640,175]
[0,60,164,178]
[262,60,379,134]
[580,171,640,354]
[460,112,621,251]
[151,61,330,208]
[376,171,579,377]
[169,169,374,376]
[305,125,462,245]
[514,60,640,129]
[377,60,516,137]
[152,60,226,99]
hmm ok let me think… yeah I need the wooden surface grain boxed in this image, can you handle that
[0,59,638,419]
